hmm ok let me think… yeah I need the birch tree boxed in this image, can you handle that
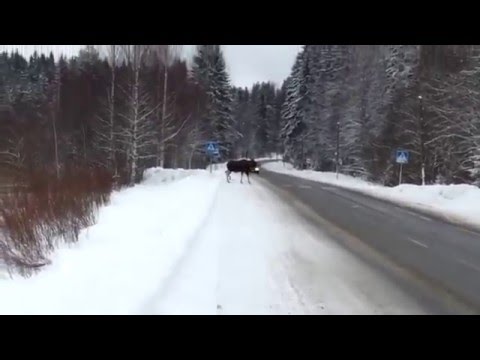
[94,45,120,174]
[118,45,158,185]
[147,45,184,167]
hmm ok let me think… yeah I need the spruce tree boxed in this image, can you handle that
[191,45,239,159]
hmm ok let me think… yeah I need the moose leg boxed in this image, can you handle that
[240,171,243,184]
[225,170,231,182]
[247,171,251,184]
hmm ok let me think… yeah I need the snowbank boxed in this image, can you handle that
[142,167,206,186]
[263,161,480,228]
[147,167,426,315]
[0,169,221,314]
[255,153,282,161]
[206,163,226,173]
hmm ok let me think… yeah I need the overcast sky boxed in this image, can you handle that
[183,45,302,88]
[3,45,302,88]
[223,45,302,88]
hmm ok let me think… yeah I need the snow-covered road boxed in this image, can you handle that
[145,177,309,314]
[143,172,428,315]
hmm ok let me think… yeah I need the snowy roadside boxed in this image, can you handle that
[0,261,7,279]
[254,153,282,161]
[147,175,310,315]
[262,161,480,229]
[0,169,221,314]
[142,167,207,185]
[145,171,427,315]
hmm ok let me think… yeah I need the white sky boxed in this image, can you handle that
[2,45,302,88]
[183,45,302,88]
[223,45,302,88]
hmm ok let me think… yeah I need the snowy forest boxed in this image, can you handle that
[0,45,247,273]
[0,45,287,187]
[3,45,480,189]
[281,45,480,186]
[3,44,480,275]
[0,45,219,186]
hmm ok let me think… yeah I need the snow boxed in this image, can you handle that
[142,167,206,185]
[147,175,307,314]
[144,171,426,315]
[0,169,221,315]
[254,153,282,161]
[0,262,7,280]
[0,165,428,314]
[262,161,480,228]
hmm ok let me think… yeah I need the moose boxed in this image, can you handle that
[225,158,258,184]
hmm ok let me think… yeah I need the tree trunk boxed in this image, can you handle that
[130,48,140,185]
[82,124,87,162]
[109,44,117,175]
[188,149,195,169]
[53,66,61,179]
[421,163,426,186]
[52,108,59,179]
[172,145,178,169]
[159,62,168,168]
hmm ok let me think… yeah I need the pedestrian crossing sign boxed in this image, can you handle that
[206,141,219,155]
[396,150,409,164]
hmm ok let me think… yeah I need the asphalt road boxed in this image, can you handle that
[258,164,480,314]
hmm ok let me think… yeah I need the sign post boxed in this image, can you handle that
[395,149,409,185]
[205,141,220,173]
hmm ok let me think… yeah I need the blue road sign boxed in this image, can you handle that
[396,149,409,164]
[206,141,219,155]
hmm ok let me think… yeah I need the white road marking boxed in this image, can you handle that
[460,228,480,237]
[417,214,432,222]
[403,209,419,216]
[406,237,429,249]
[351,204,360,209]
[457,258,480,273]
[283,184,293,188]
[402,209,432,222]
[298,185,312,189]
[321,186,336,191]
